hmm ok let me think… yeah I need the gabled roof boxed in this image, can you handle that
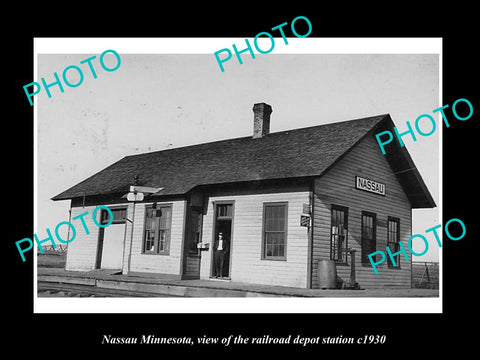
[52,114,436,208]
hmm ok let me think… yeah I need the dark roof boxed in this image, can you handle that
[52,114,435,208]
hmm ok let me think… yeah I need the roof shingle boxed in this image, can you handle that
[51,114,435,208]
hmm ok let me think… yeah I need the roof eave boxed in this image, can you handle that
[373,116,437,209]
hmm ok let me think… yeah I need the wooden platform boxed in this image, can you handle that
[37,268,439,298]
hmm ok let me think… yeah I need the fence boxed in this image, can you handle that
[412,262,439,289]
[37,244,67,253]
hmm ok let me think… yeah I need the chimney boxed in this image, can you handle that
[252,102,272,139]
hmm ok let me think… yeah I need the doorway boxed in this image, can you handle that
[211,202,234,279]
[182,207,203,279]
[95,207,127,270]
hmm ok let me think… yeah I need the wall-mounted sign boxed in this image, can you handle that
[355,176,386,196]
[300,215,311,227]
[127,192,144,202]
[197,242,210,250]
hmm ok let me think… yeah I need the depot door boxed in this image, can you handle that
[96,207,127,270]
[182,207,203,279]
[210,202,234,278]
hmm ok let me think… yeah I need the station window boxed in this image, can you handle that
[262,202,288,260]
[142,204,172,255]
[330,205,348,262]
[361,211,376,264]
[387,217,400,267]
[101,207,126,224]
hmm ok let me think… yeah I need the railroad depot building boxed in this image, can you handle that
[52,103,435,289]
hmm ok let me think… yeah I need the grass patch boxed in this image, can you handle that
[37,251,66,268]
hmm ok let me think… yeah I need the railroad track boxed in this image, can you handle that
[37,281,175,297]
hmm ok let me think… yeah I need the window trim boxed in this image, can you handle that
[216,203,234,220]
[330,204,349,264]
[210,200,235,278]
[387,216,401,268]
[261,201,288,261]
[361,211,377,265]
[141,203,173,255]
[100,205,127,225]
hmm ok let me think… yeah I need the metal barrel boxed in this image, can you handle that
[318,259,337,289]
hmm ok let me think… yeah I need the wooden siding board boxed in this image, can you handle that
[67,200,185,275]
[312,133,412,289]
[64,129,420,290]
[200,191,310,288]
[65,205,104,271]
[127,201,186,275]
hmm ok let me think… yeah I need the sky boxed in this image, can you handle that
[36,38,440,261]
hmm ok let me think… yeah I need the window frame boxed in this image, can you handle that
[330,204,349,264]
[361,211,377,265]
[216,203,233,220]
[141,203,173,255]
[261,202,288,261]
[387,216,401,268]
[100,206,127,225]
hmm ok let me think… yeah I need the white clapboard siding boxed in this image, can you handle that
[312,133,412,288]
[200,191,310,288]
[65,205,104,271]
[126,201,186,275]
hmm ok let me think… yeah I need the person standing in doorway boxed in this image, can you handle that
[214,232,229,278]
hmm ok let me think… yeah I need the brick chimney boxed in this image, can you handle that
[252,102,272,139]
